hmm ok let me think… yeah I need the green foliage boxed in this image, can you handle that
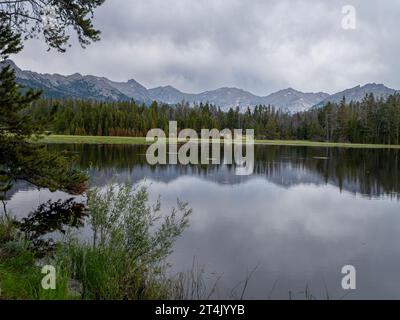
[0,183,192,300]
[0,214,74,299]
[1,0,106,206]
[55,183,191,300]
[0,239,42,299]
[0,0,106,52]
[0,215,16,244]
[0,17,22,59]
[89,184,191,261]
[0,17,87,200]
[28,93,400,146]
[0,238,75,300]
[0,18,41,138]
[15,199,87,256]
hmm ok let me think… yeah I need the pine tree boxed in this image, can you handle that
[1,0,105,52]
[337,97,348,142]
[0,18,86,211]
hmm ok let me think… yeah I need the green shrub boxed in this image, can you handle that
[0,183,191,300]
[56,183,192,300]
[0,216,17,245]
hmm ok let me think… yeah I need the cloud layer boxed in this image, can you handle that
[12,0,400,95]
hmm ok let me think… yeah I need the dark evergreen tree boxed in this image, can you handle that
[0,17,87,215]
[0,0,105,52]
[25,92,400,146]
[0,1,106,214]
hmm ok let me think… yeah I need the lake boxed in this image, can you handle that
[5,144,400,299]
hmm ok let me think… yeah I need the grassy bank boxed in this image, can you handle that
[39,134,400,149]
[40,135,149,145]
[255,140,400,149]
[0,183,191,300]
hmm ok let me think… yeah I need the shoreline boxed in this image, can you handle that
[37,135,400,149]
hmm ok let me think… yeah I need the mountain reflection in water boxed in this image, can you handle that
[5,144,400,299]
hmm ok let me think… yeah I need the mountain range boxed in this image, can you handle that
[4,60,399,113]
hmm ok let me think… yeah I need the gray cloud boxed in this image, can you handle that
[11,0,400,95]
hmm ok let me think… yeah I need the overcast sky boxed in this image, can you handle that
[11,0,400,95]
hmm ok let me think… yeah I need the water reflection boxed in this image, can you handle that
[5,144,400,299]
[44,144,400,198]
[15,198,87,256]
[159,177,400,299]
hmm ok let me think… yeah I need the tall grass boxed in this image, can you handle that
[0,229,74,300]
[0,183,192,300]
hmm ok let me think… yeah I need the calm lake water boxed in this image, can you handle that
[6,144,400,299]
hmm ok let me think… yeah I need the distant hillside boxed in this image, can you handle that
[6,60,151,103]
[262,88,329,113]
[148,86,329,113]
[3,60,399,112]
[315,83,398,107]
